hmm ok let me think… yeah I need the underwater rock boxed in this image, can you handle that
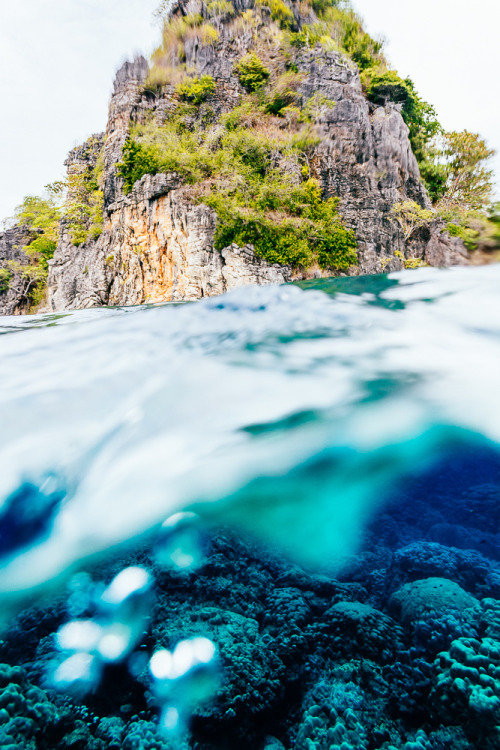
[389,578,480,625]
[428,523,500,562]
[292,663,396,750]
[262,737,285,750]
[94,716,126,748]
[432,637,500,748]
[481,598,500,640]
[294,674,370,750]
[120,718,178,750]
[153,606,287,741]
[263,587,312,633]
[389,543,495,598]
[1,515,500,749]
[321,601,404,662]
[0,662,99,749]
[410,610,480,659]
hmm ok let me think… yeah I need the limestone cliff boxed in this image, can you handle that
[0,226,36,316]
[1,0,468,315]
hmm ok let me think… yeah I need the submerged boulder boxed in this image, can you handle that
[390,578,480,625]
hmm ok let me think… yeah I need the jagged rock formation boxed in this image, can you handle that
[49,169,295,309]
[103,57,149,207]
[0,226,35,316]
[2,0,468,315]
[47,47,304,311]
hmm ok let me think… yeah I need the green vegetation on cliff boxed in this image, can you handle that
[288,2,383,71]
[361,70,441,188]
[118,88,357,270]
[13,193,61,266]
[65,147,104,247]
[144,11,220,92]
[119,0,388,271]
[4,0,496,308]
[290,0,497,252]
[0,268,10,293]
[116,0,498,268]
[1,138,105,308]
[235,53,271,92]
[176,74,216,104]
[3,191,62,308]
[206,178,357,270]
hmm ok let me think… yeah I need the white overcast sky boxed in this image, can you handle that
[0,0,498,221]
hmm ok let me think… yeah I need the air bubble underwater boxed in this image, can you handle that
[154,511,207,571]
[49,513,219,738]
[150,638,220,738]
[51,565,154,696]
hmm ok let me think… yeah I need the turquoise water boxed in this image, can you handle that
[0,265,499,749]
[1,266,498,592]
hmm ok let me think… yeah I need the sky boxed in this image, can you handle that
[0,0,498,221]
[354,0,500,196]
[0,0,161,222]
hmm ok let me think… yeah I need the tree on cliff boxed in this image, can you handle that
[391,201,433,242]
[4,260,48,310]
[436,130,495,212]
[0,268,10,293]
[362,74,495,217]
[431,131,497,254]
[13,193,61,265]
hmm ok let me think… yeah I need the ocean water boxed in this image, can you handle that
[0,265,499,749]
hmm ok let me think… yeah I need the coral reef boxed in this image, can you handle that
[0,432,499,749]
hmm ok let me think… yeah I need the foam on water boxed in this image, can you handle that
[0,266,499,603]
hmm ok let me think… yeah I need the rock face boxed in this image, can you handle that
[45,36,313,312]
[6,1,469,314]
[103,56,149,207]
[296,47,461,274]
[0,226,34,316]
[48,173,295,309]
